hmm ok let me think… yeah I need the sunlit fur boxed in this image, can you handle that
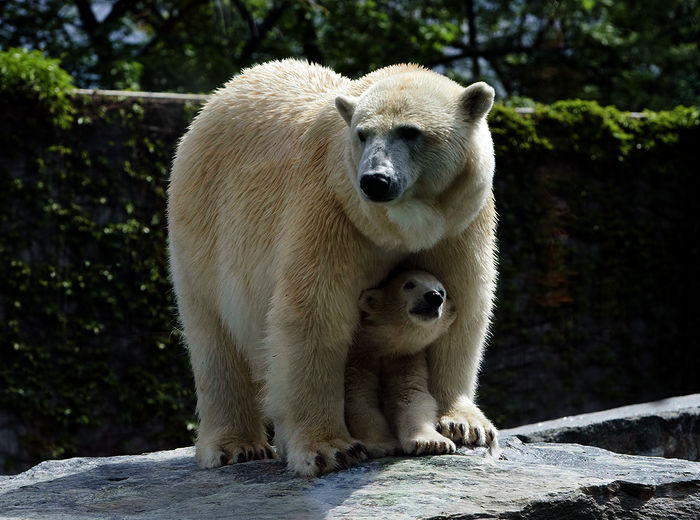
[168,59,498,476]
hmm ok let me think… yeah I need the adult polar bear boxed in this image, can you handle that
[168,59,498,476]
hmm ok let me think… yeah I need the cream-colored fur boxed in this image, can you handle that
[168,59,498,476]
[346,270,456,457]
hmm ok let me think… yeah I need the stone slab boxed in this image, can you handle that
[501,393,700,461]
[1,438,698,519]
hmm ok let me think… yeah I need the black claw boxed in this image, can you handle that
[347,446,358,459]
[459,423,466,439]
[258,449,265,459]
[335,451,349,468]
[246,449,254,461]
[436,422,442,433]
[488,429,495,443]
[219,454,228,466]
[353,442,368,459]
[265,447,274,459]
[314,454,327,470]
[449,422,456,435]
[237,452,246,464]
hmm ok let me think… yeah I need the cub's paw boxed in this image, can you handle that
[401,429,456,456]
[364,439,402,459]
[196,439,276,469]
[286,439,368,477]
[436,409,498,450]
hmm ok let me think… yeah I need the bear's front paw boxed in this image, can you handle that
[196,440,276,469]
[286,439,368,476]
[437,409,498,450]
[401,428,456,456]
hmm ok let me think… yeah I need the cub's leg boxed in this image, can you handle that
[345,352,402,458]
[382,352,455,456]
[180,293,274,468]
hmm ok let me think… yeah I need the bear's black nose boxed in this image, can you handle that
[360,174,393,202]
[424,290,444,308]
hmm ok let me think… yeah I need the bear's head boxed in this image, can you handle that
[335,70,495,251]
[359,270,456,356]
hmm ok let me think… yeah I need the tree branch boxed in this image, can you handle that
[426,41,572,69]
[230,0,259,38]
[138,0,209,57]
[466,0,479,78]
[103,0,139,27]
[74,0,98,35]
[237,1,290,65]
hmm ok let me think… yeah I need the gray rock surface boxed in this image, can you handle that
[502,393,700,461]
[1,438,699,519]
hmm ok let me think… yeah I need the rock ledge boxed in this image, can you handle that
[2,437,699,519]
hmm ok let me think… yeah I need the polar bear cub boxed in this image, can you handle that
[345,270,457,457]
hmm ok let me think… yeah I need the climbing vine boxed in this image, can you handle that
[0,49,194,472]
[483,101,699,426]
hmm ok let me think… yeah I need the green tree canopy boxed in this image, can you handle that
[1,1,698,109]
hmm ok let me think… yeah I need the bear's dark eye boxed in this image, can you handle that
[357,129,367,143]
[395,125,422,141]
[403,281,416,290]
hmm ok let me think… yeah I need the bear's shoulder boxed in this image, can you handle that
[219,59,349,98]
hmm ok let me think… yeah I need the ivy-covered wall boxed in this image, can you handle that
[482,102,699,427]
[1,49,698,474]
[1,49,197,473]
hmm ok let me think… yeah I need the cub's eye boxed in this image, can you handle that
[395,125,422,141]
[403,281,416,290]
[357,129,367,143]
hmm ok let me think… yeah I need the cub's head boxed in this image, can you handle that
[359,270,456,355]
[335,69,495,251]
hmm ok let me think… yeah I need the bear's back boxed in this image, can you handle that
[212,59,349,126]
[171,60,348,222]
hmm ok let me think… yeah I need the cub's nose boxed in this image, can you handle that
[423,290,444,308]
[360,173,393,202]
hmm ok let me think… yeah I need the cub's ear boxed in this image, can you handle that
[335,95,359,126]
[459,82,495,121]
[359,288,382,314]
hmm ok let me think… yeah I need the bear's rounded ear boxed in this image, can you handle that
[459,82,495,121]
[335,95,359,126]
[359,289,382,313]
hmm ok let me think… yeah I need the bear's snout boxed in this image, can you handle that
[360,173,395,202]
[424,290,444,309]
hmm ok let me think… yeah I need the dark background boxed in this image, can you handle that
[2,0,698,109]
